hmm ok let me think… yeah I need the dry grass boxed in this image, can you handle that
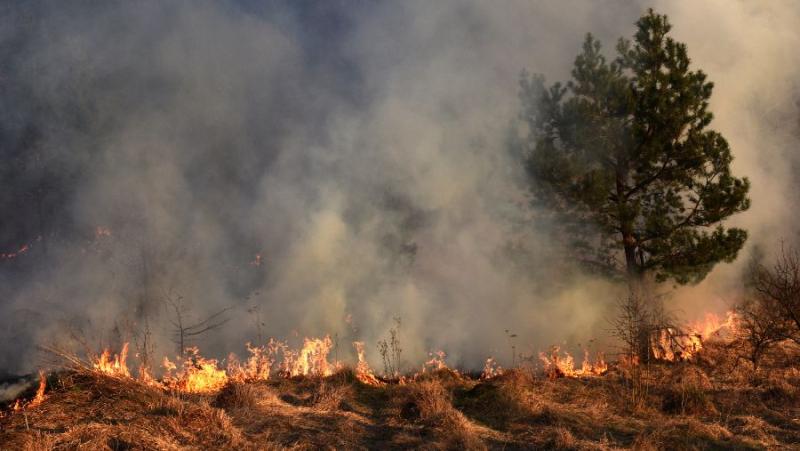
[2,343,800,450]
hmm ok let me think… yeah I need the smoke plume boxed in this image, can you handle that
[1,0,798,374]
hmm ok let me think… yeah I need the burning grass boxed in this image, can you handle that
[3,316,800,449]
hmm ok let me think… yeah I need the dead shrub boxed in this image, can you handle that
[147,395,186,417]
[455,378,531,429]
[660,366,716,416]
[551,426,578,450]
[214,382,258,410]
[401,380,485,449]
[661,383,715,416]
[312,381,351,411]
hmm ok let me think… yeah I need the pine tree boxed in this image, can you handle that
[518,10,750,289]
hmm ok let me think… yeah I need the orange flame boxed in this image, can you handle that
[28,371,46,407]
[652,311,738,362]
[353,341,382,386]
[539,346,607,379]
[284,336,337,377]
[162,347,228,393]
[480,357,504,379]
[421,350,454,374]
[227,340,283,382]
[93,343,130,377]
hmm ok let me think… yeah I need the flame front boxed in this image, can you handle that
[539,346,607,379]
[29,371,46,407]
[353,341,382,385]
[285,336,336,377]
[652,311,739,362]
[163,347,228,393]
[93,343,130,377]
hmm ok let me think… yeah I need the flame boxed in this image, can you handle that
[689,311,737,341]
[93,343,130,377]
[29,371,46,407]
[652,311,739,362]
[421,350,455,374]
[283,336,337,377]
[539,346,607,379]
[1,241,33,260]
[163,347,228,393]
[353,341,382,386]
[480,357,504,379]
[137,365,161,387]
[228,340,283,382]
[8,371,47,413]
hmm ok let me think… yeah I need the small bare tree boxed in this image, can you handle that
[164,290,231,355]
[612,295,652,362]
[749,245,800,343]
[731,246,799,373]
[377,316,402,377]
[611,294,654,409]
[733,295,787,372]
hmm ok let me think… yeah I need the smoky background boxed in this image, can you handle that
[0,0,798,375]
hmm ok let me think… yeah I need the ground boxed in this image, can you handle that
[2,342,800,450]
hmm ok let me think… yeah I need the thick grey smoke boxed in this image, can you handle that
[1,1,798,374]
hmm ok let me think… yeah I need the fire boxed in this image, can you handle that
[421,350,450,373]
[652,311,739,362]
[1,241,33,260]
[29,371,46,407]
[93,343,130,377]
[689,311,737,341]
[283,336,337,377]
[480,357,504,379]
[137,365,161,387]
[7,371,46,413]
[353,341,382,386]
[163,347,228,393]
[228,340,285,382]
[539,346,607,379]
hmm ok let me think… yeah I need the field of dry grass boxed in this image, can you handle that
[2,339,800,450]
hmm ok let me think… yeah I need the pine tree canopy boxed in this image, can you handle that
[518,9,750,285]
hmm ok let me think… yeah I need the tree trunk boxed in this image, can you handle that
[615,164,641,297]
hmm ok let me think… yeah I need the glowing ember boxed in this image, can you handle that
[0,240,34,260]
[353,341,382,386]
[93,343,130,377]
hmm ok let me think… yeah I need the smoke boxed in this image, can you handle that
[0,1,798,374]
